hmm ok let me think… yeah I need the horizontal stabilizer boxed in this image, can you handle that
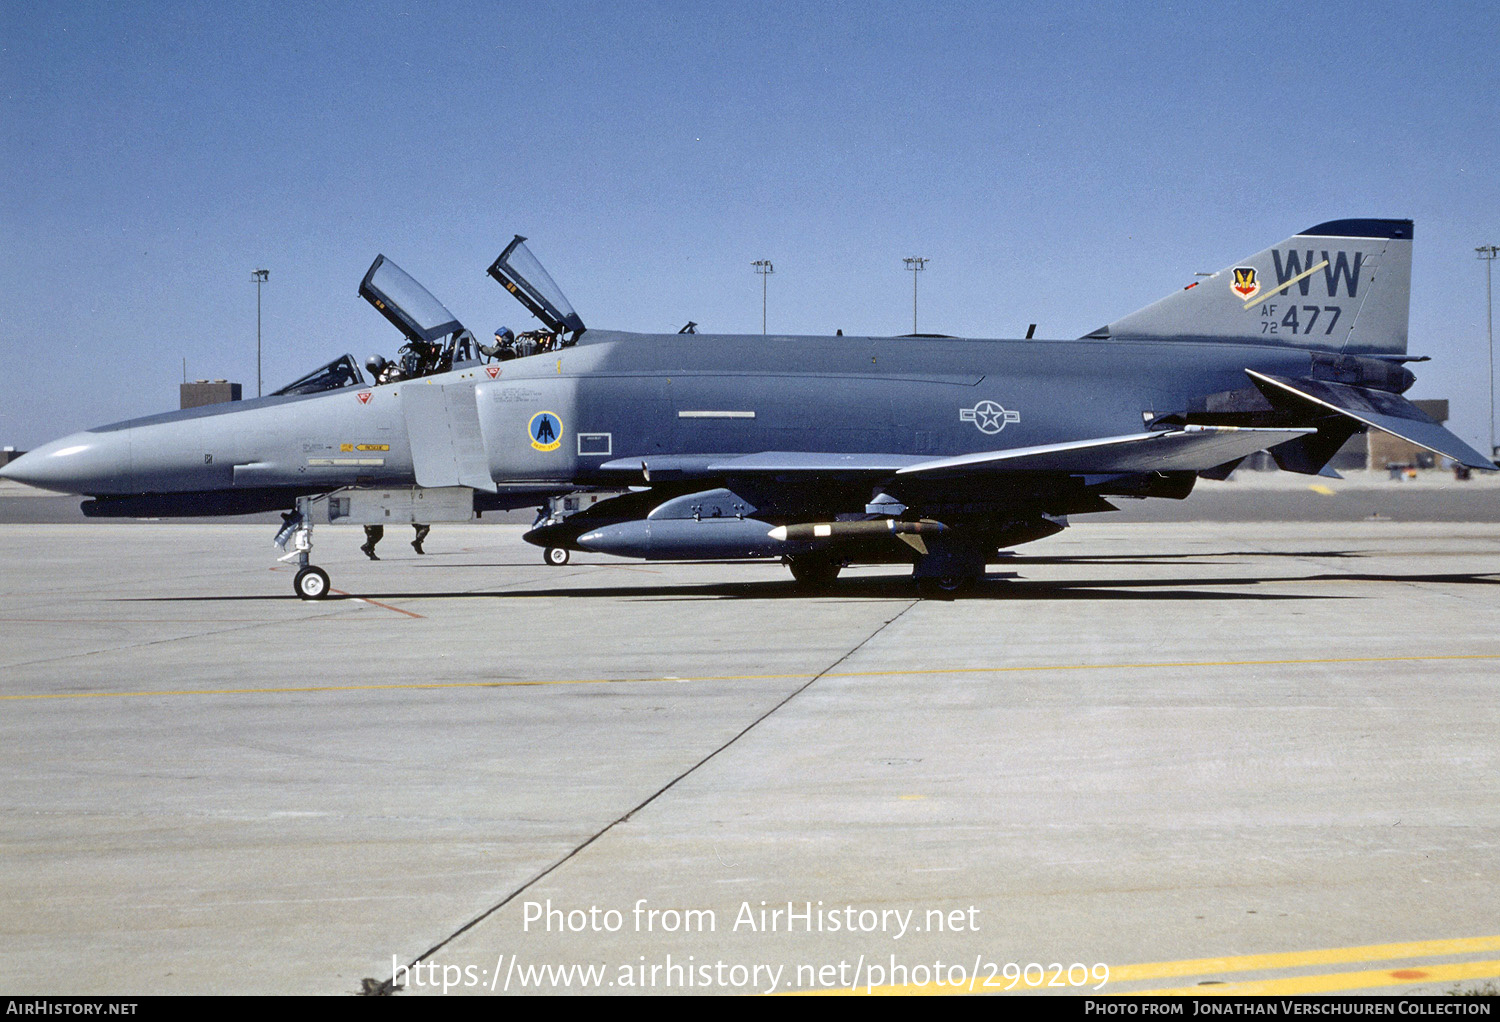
[897,425,1313,476]
[1246,371,1496,470]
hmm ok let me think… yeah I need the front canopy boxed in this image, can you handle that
[359,255,464,345]
[271,354,365,396]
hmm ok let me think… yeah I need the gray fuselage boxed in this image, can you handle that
[29,330,1313,502]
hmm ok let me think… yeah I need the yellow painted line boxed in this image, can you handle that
[1133,958,1500,997]
[1242,259,1329,309]
[1110,934,1500,983]
[1308,484,1335,495]
[5,653,1500,702]
[836,652,1500,680]
[786,980,972,996]
[0,677,726,701]
[782,937,1500,996]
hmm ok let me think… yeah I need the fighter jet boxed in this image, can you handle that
[4,220,1491,598]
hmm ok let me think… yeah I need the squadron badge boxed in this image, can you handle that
[1231,266,1260,300]
[529,411,563,452]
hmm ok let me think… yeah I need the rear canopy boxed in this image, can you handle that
[487,236,586,339]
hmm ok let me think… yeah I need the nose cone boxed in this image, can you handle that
[0,431,133,495]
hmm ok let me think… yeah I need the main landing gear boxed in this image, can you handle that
[915,574,975,597]
[911,535,986,598]
[785,553,843,588]
[276,495,333,599]
[543,545,570,566]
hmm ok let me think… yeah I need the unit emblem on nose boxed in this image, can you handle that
[959,400,1020,435]
[529,411,563,452]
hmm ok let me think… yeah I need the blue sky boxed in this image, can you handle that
[2,0,1498,451]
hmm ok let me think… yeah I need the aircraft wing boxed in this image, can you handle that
[598,452,923,479]
[599,426,1310,482]
[895,426,1313,476]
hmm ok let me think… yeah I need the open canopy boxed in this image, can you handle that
[359,255,464,345]
[487,236,585,339]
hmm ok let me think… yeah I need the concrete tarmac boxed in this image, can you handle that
[1,507,1499,995]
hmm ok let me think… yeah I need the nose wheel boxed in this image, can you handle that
[294,566,331,600]
[276,495,334,599]
[544,545,570,566]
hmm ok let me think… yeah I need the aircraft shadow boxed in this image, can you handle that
[124,569,1500,604]
[406,550,1369,572]
[1008,549,1368,565]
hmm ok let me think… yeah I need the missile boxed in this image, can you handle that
[767,519,946,553]
[571,517,948,560]
[574,517,792,559]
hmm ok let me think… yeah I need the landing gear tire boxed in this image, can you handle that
[787,554,842,589]
[294,566,331,600]
[544,546,570,566]
[917,575,973,598]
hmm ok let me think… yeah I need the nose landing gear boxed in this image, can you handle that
[276,495,333,599]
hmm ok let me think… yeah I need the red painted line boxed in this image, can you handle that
[329,589,425,619]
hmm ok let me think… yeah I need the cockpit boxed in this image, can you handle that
[271,237,586,395]
[358,254,481,383]
[271,354,366,396]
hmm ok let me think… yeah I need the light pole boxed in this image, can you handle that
[251,269,269,397]
[904,257,928,334]
[1479,247,1498,458]
[752,260,773,335]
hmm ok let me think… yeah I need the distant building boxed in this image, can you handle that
[1,446,23,466]
[180,380,242,409]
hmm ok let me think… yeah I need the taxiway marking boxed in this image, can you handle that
[790,935,1500,996]
[330,588,426,618]
[1132,958,1500,997]
[5,652,1500,701]
[1113,933,1500,983]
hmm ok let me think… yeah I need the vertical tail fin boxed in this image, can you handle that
[1086,219,1413,355]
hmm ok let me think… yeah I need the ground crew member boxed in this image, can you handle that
[361,524,384,560]
[362,523,431,559]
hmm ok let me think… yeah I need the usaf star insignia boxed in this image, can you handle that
[959,400,1020,435]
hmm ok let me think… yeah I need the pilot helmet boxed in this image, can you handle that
[495,326,514,343]
[365,354,387,375]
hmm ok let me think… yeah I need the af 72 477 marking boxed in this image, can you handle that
[1261,304,1342,335]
